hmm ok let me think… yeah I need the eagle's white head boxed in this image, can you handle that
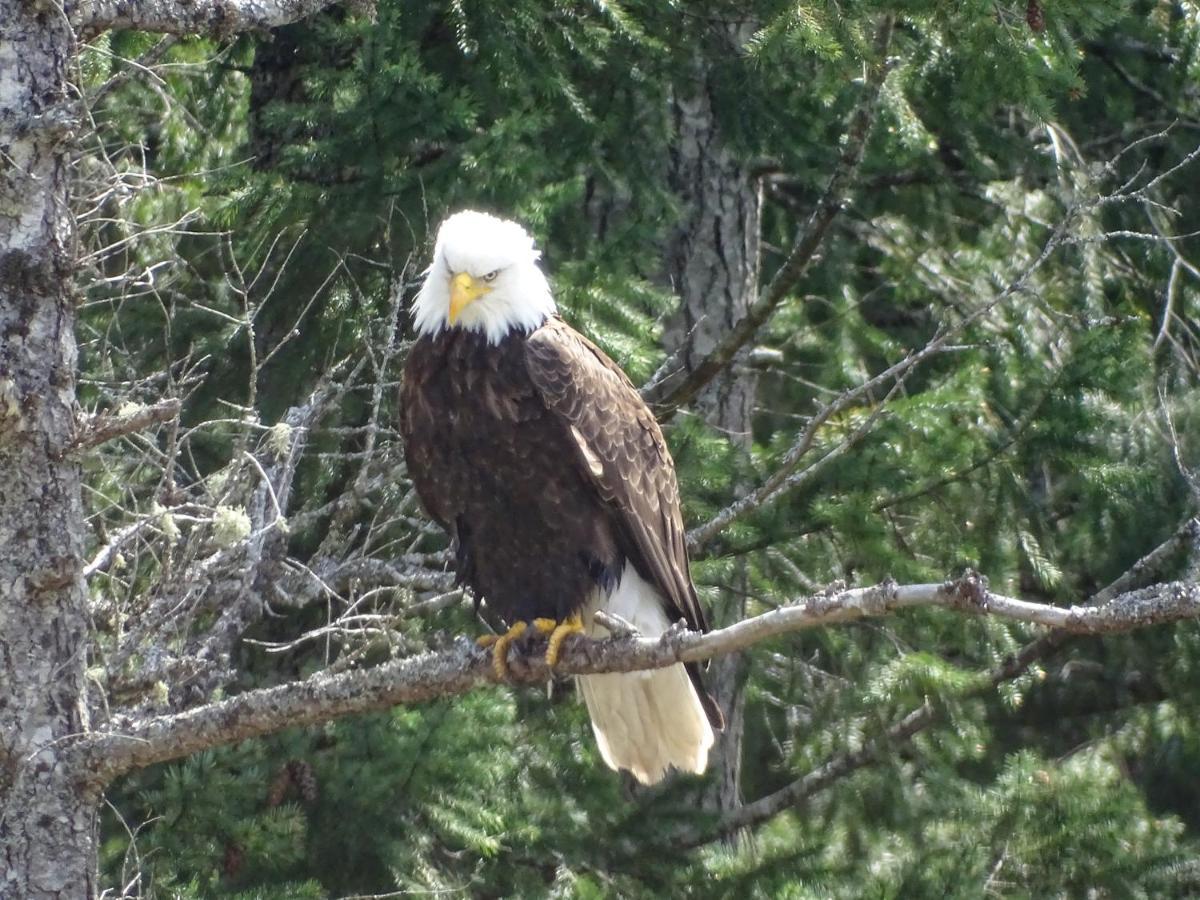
[412,210,556,344]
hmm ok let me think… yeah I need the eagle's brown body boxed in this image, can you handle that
[401,316,722,738]
[401,320,624,623]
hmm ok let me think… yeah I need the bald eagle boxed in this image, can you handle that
[400,211,722,784]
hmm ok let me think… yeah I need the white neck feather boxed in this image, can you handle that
[411,211,557,345]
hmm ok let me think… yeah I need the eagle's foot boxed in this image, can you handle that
[483,621,528,680]
[542,614,584,668]
[531,618,558,637]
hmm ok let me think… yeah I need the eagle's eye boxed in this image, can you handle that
[481,270,499,283]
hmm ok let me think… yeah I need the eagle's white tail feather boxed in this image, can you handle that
[578,563,714,785]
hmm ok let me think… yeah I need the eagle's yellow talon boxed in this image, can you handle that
[490,621,528,679]
[545,614,585,668]
[482,616,584,677]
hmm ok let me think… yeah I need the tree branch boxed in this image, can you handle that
[78,0,359,37]
[688,340,929,551]
[642,14,895,418]
[686,144,1115,552]
[80,571,1199,784]
[71,398,179,454]
[677,702,937,848]
[676,517,1200,846]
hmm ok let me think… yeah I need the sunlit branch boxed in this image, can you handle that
[81,570,1199,784]
[79,0,357,36]
[677,516,1200,846]
[685,125,1188,552]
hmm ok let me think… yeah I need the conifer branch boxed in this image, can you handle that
[80,569,1199,785]
[686,201,1082,551]
[642,14,895,418]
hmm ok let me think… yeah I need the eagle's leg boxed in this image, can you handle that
[478,621,528,679]
[532,614,585,668]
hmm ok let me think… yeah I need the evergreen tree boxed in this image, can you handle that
[23,0,1200,895]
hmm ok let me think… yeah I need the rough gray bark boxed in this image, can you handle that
[0,0,344,894]
[644,14,895,419]
[660,25,762,820]
[661,57,761,436]
[0,4,98,894]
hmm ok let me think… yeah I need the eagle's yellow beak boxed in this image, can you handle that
[449,272,492,324]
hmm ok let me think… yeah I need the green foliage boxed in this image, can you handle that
[89,0,1200,897]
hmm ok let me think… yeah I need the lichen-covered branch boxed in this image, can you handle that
[71,398,179,453]
[675,518,1200,846]
[78,0,359,36]
[80,572,1200,784]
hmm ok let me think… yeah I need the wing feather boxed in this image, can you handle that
[524,318,709,634]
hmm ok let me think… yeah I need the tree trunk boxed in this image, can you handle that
[661,29,761,819]
[0,5,97,896]
[662,77,760,437]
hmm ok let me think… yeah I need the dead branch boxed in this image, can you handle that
[78,0,360,36]
[678,702,937,848]
[684,140,1200,554]
[686,190,1084,551]
[71,398,180,454]
[675,516,1200,846]
[80,569,1199,784]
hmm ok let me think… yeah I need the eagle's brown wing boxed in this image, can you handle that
[524,317,709,636]
[399,337,452,530]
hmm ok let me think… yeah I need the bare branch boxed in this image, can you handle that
[678,702,937,848]
[1094,516,1199,603]
[71,398,180,454]
[686,129,1186,550]
[78,0,359,36]
[80,572,1199,783]
[678,517,1200,846]
[688,342,925,550]
[84,517,157,579]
